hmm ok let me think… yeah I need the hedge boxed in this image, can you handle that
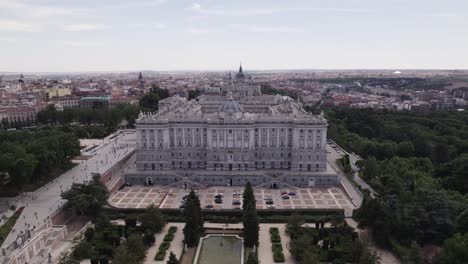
[269,227,285,263]
[154,227,177,261]
[272,243,283,252]
[104,207,344,223]
[273,250,285,263]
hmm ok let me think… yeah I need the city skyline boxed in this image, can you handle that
[1,0,468,72]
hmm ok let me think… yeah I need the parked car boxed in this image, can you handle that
[281,195,290,200]
[280,191,288,196]
[205,204,214,209]
[267,205,276,209]
[215,194,223,199]
[266,200,274,205]
[214,198,223,204]
[232,200,241,205]
[288,191,296,196]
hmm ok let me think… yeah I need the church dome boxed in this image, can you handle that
[219,97,243,113]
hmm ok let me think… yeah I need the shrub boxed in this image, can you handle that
[160,241,170,251]
[168,226,178,234]
[98,255,109,264]
[273,250,285,263]
[143,232,155,246]
[272,243,283,252]
[271,233,281,243]
[72,241,92,260]
[164,232,175,242]
[124,215,137,228]
[270,227,280,235]
[84,227,94,241]
[154,251,166,261]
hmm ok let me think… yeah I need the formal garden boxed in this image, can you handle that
[56,176,386,264]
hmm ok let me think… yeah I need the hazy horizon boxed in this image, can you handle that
[1,0,467,72]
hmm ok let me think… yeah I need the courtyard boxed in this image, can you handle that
[108,186,355,215]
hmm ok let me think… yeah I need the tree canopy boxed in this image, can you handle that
[326,108,468,258]
[0,128,79,191]
[61,174,109,218]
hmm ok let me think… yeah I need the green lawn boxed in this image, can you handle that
[0,210,21,247]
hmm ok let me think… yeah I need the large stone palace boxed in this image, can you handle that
[125,66,337,188]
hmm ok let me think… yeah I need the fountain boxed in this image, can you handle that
[194,235,244,264]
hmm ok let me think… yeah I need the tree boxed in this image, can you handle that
[243,202,259,247]
[397,141,415,157]
[286,214,304,239]
[290,234,314,262]
[57,252,80,264]
[363,156,378,180]
[242,181,255,209]
[358,247,380,264]
[455,209,468,234]
[246,252,258,264]
[188,89,201,100]
[402,241,423,264]
[125,214,137,228]
[127,234,146,261]
[167,251,180,264]
[61,174,109,218]
[300,250,319,264]
[140,86,170,112]
[183,190,203,247]
[140,204,165,234]
[112,243,135,264]
[435,233,468,264]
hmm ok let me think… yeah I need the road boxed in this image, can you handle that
[327,144,363,209]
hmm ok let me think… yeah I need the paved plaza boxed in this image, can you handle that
[108,185,355,213]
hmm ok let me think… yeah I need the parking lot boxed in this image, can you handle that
[109,186,355,214]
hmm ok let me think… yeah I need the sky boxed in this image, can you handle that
[0,0,467,72]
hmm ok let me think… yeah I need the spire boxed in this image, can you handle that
[138,72,143,80]
[239,63,243,73]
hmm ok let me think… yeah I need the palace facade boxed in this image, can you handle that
[125,66,337,188]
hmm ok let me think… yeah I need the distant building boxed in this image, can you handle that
[46,87,71,99]
[50,95,80,111]
[0,106,42,128]
[79,95,111,109]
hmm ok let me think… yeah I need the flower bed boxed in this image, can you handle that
[154,226,178,261]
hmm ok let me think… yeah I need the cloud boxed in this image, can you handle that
[427,13,458,18]
[0,37,17,42]
[63,24,104,32]
[0,20,37,32]
[63,41,104,47]
[188,27,212,35]
[191,3,201,11]
[0,0,86,18]
[249,26,302,33]
[153,23,167,29]
[189,3,274,16]
[229,24,302,33]
[294,7,370,13]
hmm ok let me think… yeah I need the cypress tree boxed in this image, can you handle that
[243,202,259,247]
[242,181,255,209]
[183,190,203,247]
